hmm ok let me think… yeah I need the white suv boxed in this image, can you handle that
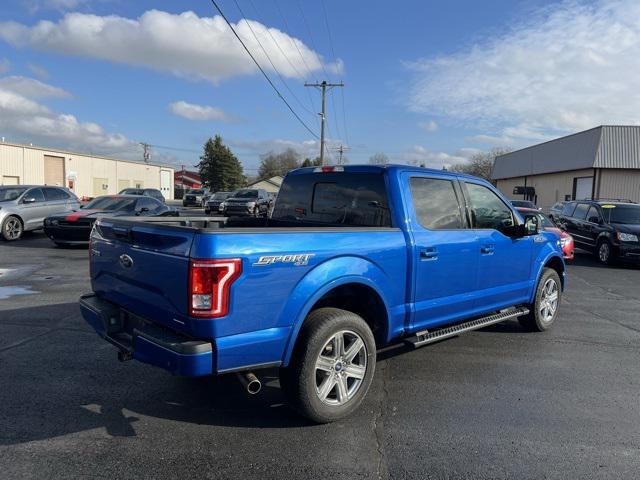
[0,185,80,241]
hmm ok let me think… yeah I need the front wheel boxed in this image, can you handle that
[519,268,562,332]
[597,239,614,265]
[2,215,23,241]
[280,308,376,423]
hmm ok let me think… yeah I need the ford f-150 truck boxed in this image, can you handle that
[80,165,565,423]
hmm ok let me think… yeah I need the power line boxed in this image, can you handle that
[295,0,329,78]
[340,85,350,146]
[208,0,318,139]
[272,0,316,80]
[232,0,316,117]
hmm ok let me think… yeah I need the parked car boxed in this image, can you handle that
[223,188,270,217]
[80,165,565,423]
[549,201,565,222]
[204,191,233,214]
[517,207,574,260]
[44,195,177,246]
[182,188,208,207]
[510,199,540,210]
[0,185,80,241]
[118,188,165,203]
[557,200,640,264]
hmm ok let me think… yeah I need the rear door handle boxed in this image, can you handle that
[420,248,438,260]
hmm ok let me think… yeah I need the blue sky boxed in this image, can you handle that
[0,0,638,175]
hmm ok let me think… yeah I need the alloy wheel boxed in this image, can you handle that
[539,278,559,323]
[4,217,22,240]
[314,330,367,406]
[599,242,610,263]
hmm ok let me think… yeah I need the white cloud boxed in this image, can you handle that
[27,63,49,80]
[408,0,640,143]
[399,145,470,169]
[0,10,340,84]
[169,101,233,122]
[0,76,70,99]
[0,79,136,157]
[418,120,438,132]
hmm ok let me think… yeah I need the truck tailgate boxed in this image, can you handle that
[90,219,195,332]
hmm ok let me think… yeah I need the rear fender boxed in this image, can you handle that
[279,256,394,366]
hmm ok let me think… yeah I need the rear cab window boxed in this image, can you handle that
[273,172,391,227]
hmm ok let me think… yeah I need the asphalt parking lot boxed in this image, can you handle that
[1,230,639,479]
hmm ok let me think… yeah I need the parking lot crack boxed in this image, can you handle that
[0,328,56,353]
[373,359,390,480]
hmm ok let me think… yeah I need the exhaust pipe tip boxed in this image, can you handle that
[237,372,262,395]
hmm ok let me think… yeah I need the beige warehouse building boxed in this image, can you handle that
[493,126,640,210]
[0,141,174,200]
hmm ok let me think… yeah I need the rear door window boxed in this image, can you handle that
[273,172,391,227]
[43,187,69,201]
[409,177,463,229]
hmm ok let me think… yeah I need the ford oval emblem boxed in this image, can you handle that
[119,254,133,268]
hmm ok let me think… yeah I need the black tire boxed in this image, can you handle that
[2,215,23,241]
[280,307,376,423]
[519,268,562,332]
[596,239,614,265]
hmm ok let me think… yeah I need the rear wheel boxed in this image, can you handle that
[519,268,561,332]
[2,216,23,241]
[280,308,376,423]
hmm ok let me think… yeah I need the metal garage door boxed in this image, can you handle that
[44,155,65,186]
[574,177,593,200]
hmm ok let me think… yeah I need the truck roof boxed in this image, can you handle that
[288,164,483,181]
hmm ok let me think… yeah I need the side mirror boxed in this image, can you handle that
[523,214,540,235]
[22,197,37,204]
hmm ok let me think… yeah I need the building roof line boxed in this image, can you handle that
[0,140,175,170]
[495,125,604,159]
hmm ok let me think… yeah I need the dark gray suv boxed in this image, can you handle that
[0,185,80,241]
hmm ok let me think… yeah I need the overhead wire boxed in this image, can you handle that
[208,0,319,139]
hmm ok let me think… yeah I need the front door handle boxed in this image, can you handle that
[420,248,438,260]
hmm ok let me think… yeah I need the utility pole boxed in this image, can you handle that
[305,80,344,165]
[140,142,150,163]
[334,144,350,164]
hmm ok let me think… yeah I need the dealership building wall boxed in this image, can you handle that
[0,142,174,199]
[493,126,640,209]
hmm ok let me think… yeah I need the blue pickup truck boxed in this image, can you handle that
[80,165,565,422]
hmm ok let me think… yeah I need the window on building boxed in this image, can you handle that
[409,177,463,229]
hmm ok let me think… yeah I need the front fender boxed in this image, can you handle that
[530,240,566,303]
[279,255,397,366]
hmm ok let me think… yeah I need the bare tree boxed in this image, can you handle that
[449,148,511,182]
[369,152,389,165]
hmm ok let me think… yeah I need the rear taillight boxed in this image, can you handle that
[313,165,344,173]
[189,259,242,318]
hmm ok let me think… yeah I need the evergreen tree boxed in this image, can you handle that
[198,135,245,191]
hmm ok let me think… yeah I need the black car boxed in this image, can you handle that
[223,189,270,217]
[204,191,233,214]
[182,188,208,207]
[43,195,177,246]
[556,200,640,264]
[118,188,165,203]
[549,201,565,222]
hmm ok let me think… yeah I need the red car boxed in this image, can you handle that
[517,207,574,260]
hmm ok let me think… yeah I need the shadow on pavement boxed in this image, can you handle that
[0,302,313,446]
